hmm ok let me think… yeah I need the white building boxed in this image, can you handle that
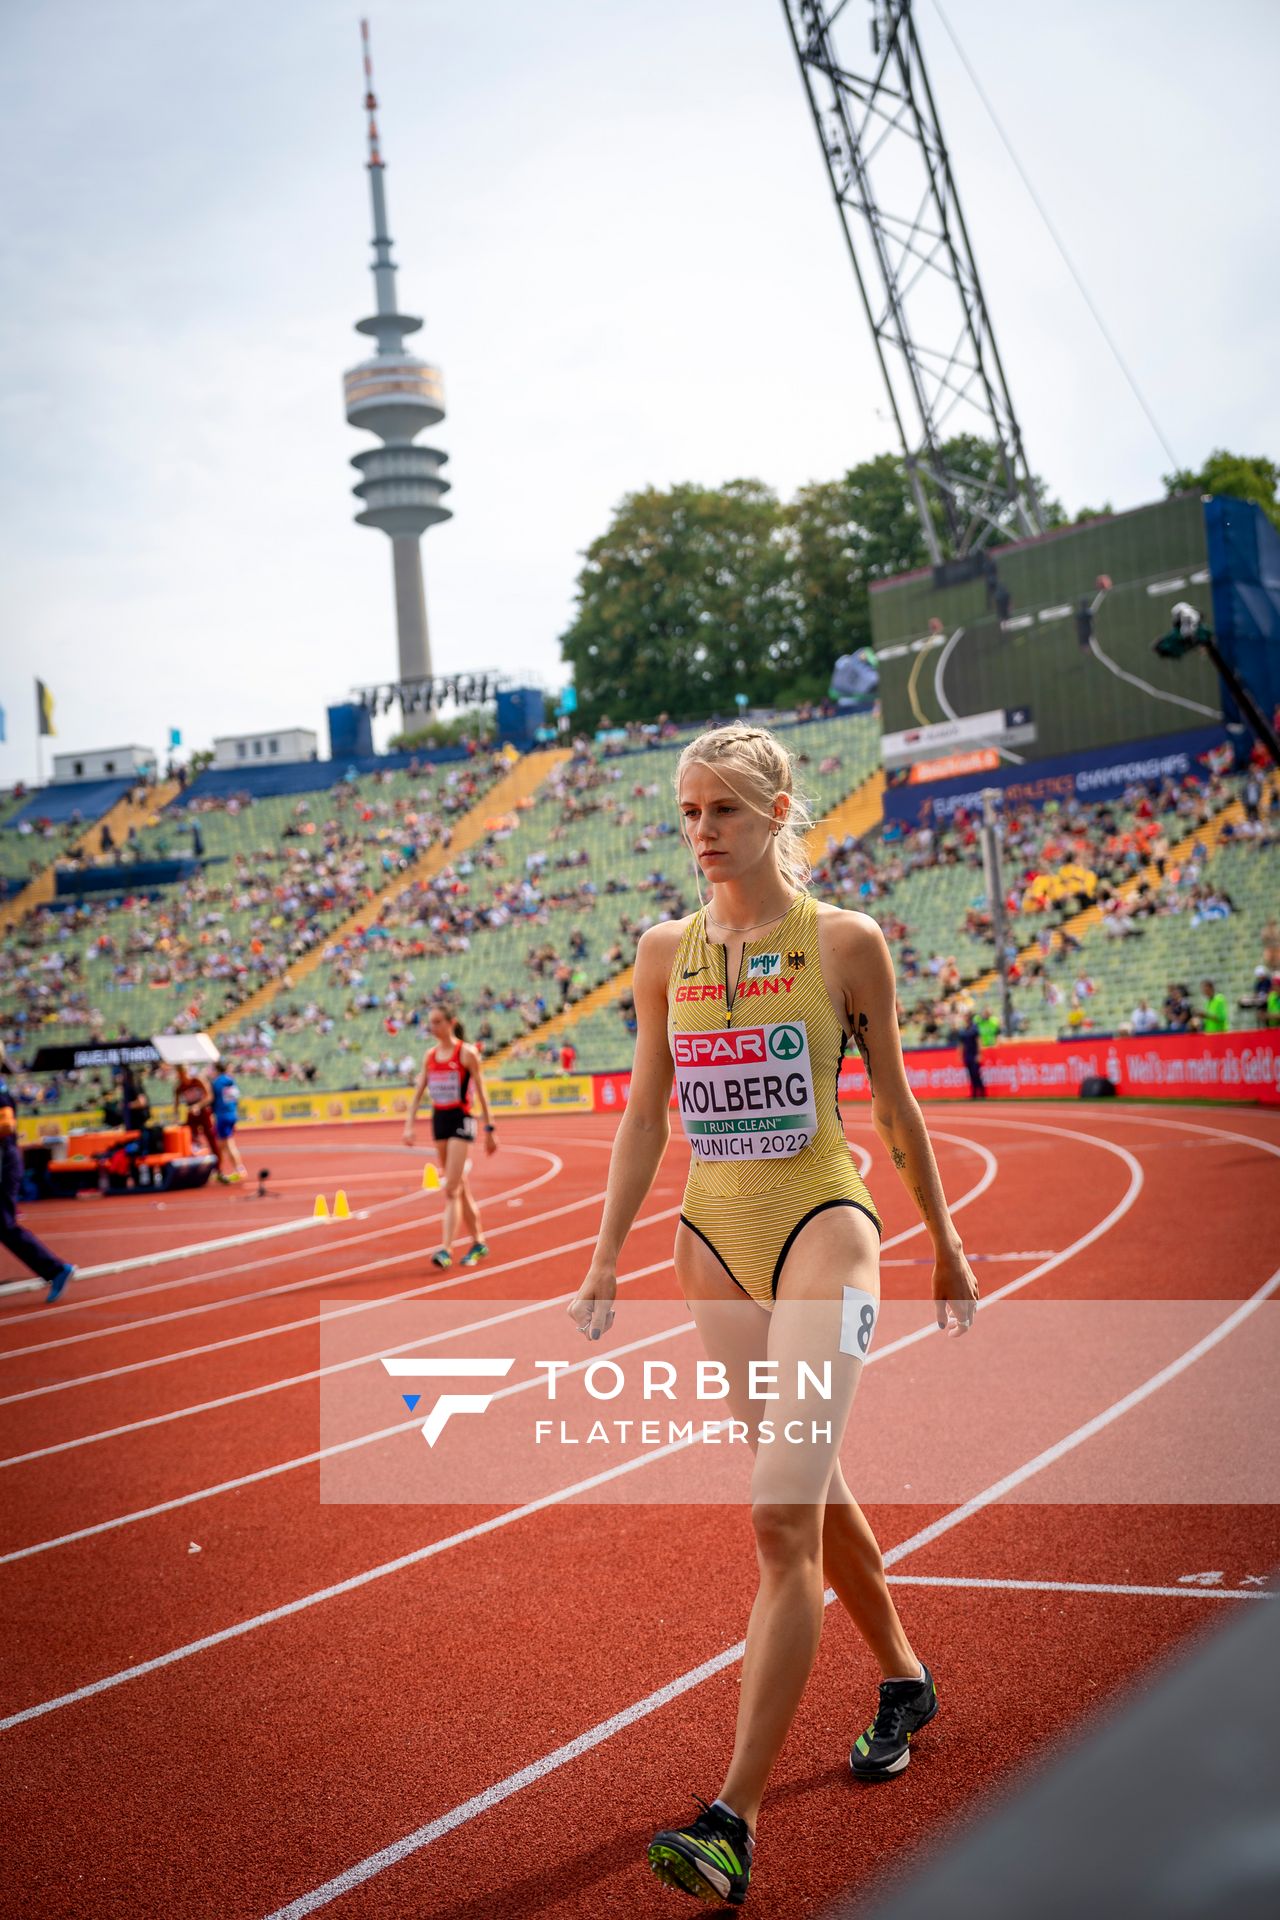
[52,745,157,785]
[211,728,318,769]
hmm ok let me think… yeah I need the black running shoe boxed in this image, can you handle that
[648,1794,754,1905]
[849,1665,938,1779]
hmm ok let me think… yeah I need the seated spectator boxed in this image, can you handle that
[1237,967,1275,1027]
[1129,999,1160,1035]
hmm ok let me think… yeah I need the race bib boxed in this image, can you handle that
[839,1284,879,1360]
[428,1067,463,1105]
[673,1021,818,1161]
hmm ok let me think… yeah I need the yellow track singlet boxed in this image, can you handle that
[667,892,881,1309]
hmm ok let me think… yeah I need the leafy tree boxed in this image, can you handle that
[1163,449,1280,531]
[560,480,798,729]
[785,452,929,682]
[559,440,1067,724]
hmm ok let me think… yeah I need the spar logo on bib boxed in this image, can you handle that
[767,1025,804,1060]
[674,1030,764,1067]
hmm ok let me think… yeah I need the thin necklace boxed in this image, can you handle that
[705,894,798,935]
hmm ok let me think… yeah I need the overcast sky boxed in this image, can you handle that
[2,0,1276,782]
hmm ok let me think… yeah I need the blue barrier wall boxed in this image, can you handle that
[54,858,206,898]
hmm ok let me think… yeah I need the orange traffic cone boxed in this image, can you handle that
[422,1163,440,1191]
[313,1195,329,1220]
[333,1190,351,1220]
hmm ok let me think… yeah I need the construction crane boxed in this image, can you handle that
[780,0,1045,564]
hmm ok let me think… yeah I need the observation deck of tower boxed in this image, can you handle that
[342,17,451,686]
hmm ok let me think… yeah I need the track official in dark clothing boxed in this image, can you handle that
[955,1017,988,1100]
[0,1084,75,1302]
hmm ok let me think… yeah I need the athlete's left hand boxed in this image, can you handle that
[933,1243,979,1337]
[483,1129,498,1156]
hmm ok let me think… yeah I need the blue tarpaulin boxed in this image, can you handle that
[1204,495,1280,732]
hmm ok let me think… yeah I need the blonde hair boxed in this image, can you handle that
[674,723,814,894]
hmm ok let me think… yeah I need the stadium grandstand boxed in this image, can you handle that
[1,701,1276,1121]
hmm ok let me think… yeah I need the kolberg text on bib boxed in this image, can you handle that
[673,1022,818,1161]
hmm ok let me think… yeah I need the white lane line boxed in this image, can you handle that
[885,1573,1274,1603]
[924,1119,1140,1318]
[881,1251,1058,1265]
[1046,1112,1280,1162]
[0,1136,983,1563]
[0,1135,993,1478]
[0,1206,680,1470]
[0,1260,680,1566]
[2,1160,491,1288]
[1,1147,565,1329]
[0,1136,990,1559]
[879,1260,1280,1565]
[0,1136,832,1367]
[252,1255,1280,1920]
[0,1408,715,1735]
[6,1207,324,1276]
[11,1130,1150,1729]
[0,1141,882,1392]
[263,1649,755,1919]
[0,1149,565,1348]
[0,1180,605,1394]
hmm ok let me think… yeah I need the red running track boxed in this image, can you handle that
[1,1109,1277,1919]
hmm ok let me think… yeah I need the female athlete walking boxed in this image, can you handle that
[403,1007,498,1269]
[569,724,979,1907]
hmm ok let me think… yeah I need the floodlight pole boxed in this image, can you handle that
[779,0,1045,562]
[980,787,1014,1037]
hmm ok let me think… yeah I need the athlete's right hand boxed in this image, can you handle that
[567,1264,616,1341]
[401,1121,415,1146]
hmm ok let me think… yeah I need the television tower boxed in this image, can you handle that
[343,18,451,686]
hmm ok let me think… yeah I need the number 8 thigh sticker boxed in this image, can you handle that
[839,1285,879,1359]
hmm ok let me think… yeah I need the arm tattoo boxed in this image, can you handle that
[912,1181,930,1221]
[891,1145,907,1169]
[853,1010,874,1091]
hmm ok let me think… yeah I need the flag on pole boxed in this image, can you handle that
[35,680,56,737]
[169,727,182,748]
